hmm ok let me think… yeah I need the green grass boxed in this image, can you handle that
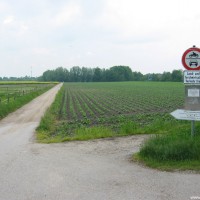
[0,85,54,119]
[0,81,58,119]
[140,134,200,161]
[135,131,200,171]
[0,81,58,85]
[134,154,200,171]
[37,126,115,143]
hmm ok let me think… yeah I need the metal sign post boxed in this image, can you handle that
[171,45,200,136]
[191,120,195,136]
[171,109,198,137]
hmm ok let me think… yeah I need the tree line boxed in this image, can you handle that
[0,66,183,82]
[0,76,37,81]
[38,66,183,82]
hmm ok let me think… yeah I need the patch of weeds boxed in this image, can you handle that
[135,132,200,171]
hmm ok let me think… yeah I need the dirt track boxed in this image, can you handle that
[0,84,199,200]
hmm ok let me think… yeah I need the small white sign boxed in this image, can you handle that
[170,109,200,121]
[188,89,200,97]
[184,70,200,84]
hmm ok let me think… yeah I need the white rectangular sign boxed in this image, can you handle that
[184,70,200,84]
[170,109,200,121]
[188,89,200,97]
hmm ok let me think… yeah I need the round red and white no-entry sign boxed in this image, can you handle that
[182,47,200,70]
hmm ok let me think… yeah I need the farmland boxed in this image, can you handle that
[59,82,184,122]
[37,82,187,142]
[0,81,57,119]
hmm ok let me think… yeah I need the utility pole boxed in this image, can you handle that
[31,66,32,79]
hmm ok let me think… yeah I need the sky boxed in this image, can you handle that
[0,0,200,77]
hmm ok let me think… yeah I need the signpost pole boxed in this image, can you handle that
[171,46,200,136]
[182,45,200,136]
[191,120,195,136]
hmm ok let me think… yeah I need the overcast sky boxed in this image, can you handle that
[0,0,200,77]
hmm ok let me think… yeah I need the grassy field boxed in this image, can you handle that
[37,82,187,141]
[0,81,57,85]
[0,81,57,119]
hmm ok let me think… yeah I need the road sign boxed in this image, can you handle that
[170,109,200,121]
[182,46,200,70]
[184,70,200,84]
[185,85,200,110]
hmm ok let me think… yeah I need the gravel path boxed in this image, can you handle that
[0,84,199,200]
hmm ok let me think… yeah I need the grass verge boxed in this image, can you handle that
[37,104,191,143]
[134,132,200,171]
[0,85,53,119]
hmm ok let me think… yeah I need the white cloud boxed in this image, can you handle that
[2,15,29,37]
[99,0,199,42]
[1,0,200,77]
[86,51,94,56]
[32,47,53,56]
[54,3,82,27]
[18,23,29,34]
[3,16,14,25]
[0,2,9,12]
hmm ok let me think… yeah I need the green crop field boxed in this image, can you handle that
[37,81,188,143]
[38,81,200,170]
[59,82,184,122]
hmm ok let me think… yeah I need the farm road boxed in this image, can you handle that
[0,84,199,200]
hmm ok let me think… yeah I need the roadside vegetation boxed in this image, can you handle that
[135,131,200,171]
[0,81,57,119]
[37,81,200,171]
[0,81,56,85]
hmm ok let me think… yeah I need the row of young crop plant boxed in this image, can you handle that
[58,82,184,127]
[36,81,187,143]
[63,88,104,122]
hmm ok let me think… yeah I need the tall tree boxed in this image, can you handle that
[93,67,102,82]
[107,66,133,81]
[171,69,183,82]
[161,72,172,81]
[70,66,82,82]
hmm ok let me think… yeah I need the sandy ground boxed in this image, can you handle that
[0,83,200,200]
